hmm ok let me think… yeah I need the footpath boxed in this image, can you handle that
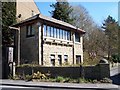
[0,79,119,90]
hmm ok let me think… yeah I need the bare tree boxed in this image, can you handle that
[70,5,108,62]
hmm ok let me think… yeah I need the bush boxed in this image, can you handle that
[78,78,90,83]
[64,77,71,83]
[112,54,120,63]
[55,76,64,82]
[92,79,98,83]
[25,75,32,80]
[100,78,112,83]
[33,71,47,79]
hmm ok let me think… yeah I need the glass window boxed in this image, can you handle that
[47,26,51,37]
[51,27,54,37]
[27,25,31,35]
[62,30,64,39]
[64,55,68,63]
[60,29,63,39]
[31,25,35,35]
[58,55,62,65]
[64,31,67,40]
[76,55,81,64]
[67,31,71,40]
[43,25,47,36]
[50,54,55,66]
[57,28,60,39]
[75,33,80,42]
[26,24,35,37]
[54,27,57,38]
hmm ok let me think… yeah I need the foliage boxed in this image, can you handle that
[102,15,119,61]
[2,2,16,45]
[55,76,64,82]
[83,52,99,65]
[100,78,112,83]
[70,5,109,63]
[111,54,120,63]
[25,74,32,80]
[78,78,90,83]
[50,0,73,24]
[33,71,47,79]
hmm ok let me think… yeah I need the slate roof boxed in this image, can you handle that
[14,14,86,33]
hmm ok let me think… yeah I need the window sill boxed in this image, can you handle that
[75,42,81,45]
[43,36,73,45]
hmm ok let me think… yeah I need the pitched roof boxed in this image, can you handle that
[14,14,86,33]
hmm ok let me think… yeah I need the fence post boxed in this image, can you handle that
[13,62,16,77]
[80,65,84,78]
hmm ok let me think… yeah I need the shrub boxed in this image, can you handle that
[64,77,71,83]
[112,54,120,63]
[55,76,64,82]
[33,71,47,79]
[92,79,98,83]
[100,78,112,83]
[25,74,32,80]
[78,78,89,83]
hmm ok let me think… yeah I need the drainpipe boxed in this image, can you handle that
[9,26,20,65]
[73,32,75,65]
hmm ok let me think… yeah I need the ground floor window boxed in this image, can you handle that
[76,55,81,64]
[64,55,68,63]
[58,55,62,65]
[50,54,55,66]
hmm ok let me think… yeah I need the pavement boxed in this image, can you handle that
[0,79,119,90]
[110,65,120,85]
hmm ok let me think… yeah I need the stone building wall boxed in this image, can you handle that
[74,37,83,63]
[43,43,73,66]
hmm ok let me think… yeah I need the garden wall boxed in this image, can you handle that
[16,63,110,80]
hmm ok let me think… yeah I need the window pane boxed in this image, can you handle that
[51,27,54,37]
[64,31,67,40]
[47,26,51,37]
[50,54,55,66]
[67,31,70,40]
[43,25,47,36]
[60,29,63,39]
[27,26,31,35]
[76,55,81,64]
[31,25,35,35]
[57,28,60,39]
[54,28,57,38]
[64,55,68,63]
[75,33,80,42]
[58,55,62,65]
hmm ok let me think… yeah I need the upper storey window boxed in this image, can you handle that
[26,24,35,37]
[43,24,71,41]
[75,32,80,42]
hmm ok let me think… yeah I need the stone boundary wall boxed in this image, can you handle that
[16,64,110,80]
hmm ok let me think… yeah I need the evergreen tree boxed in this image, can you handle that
[2,2,16,46]
[50,0,73,24]
[102,15,118,61]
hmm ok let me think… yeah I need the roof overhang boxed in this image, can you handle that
[13,14,86,34]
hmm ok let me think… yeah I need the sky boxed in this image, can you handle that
[35,1,118,26]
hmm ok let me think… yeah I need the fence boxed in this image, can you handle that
[16,63,110,80]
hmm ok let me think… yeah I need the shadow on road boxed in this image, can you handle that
[110,74,120,85]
